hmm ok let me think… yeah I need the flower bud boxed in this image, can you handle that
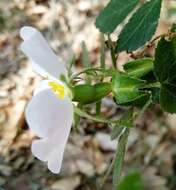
[72,82,111,104]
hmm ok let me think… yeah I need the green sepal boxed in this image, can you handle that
[131,93,151,107]
[112,73,147,104]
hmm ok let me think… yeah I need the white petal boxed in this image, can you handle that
[31,139,49,162]
[47,146,65,173]
[32,136,65,173]
[26,89,73,173]
[20,26,67,78]
[33,80,50,96]
[26,89,73,138]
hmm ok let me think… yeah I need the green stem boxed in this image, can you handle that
[74,106,120,124]
[70,67,102,81]
[140,94,152,114]
[111,48,117,69]
[108,34,117,69]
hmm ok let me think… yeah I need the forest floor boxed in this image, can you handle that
[0,0,176,190]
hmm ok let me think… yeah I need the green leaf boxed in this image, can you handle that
[116,0,162,52]
[154,37,176,113]
[113,128,129,187]
[160,86,176,113]
[162,83,176,97]
[124,58,154,78]
[95,0,139,33]
[111,126,124,141]
[117,172,144,190]
[119,110,133,127]
[154,37,176,83]
[112,73,146,104]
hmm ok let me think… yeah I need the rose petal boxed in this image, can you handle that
[32,135,66,173]
[47,145,65,174]
[25,89,73,138]
[26,89,73,173]
[31,139,49,162]
[20,26,67,79]
[33,80,50,96]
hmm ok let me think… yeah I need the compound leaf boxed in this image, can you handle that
[160,86,176,113]
[116,0,162,52]
[154,37,176,82]
[95,0,139,33]
[154,37,176,113]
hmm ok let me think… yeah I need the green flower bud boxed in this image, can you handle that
[72,82,111,104]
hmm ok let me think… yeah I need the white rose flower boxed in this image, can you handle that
[20,26,73,174]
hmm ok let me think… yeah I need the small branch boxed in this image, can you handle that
[129,32,176,59]
[74,106,121,124]
[70,67,102,81]
[107,34,118,69]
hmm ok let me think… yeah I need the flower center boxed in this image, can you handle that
[48,81,65,99]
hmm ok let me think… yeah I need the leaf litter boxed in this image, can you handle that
[0,0,175,189]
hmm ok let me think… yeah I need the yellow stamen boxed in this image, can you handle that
[48,81,65,99]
